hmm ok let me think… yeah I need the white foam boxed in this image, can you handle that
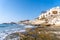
[0,24,33,40]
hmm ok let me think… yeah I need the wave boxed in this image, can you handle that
[0,24,34,40]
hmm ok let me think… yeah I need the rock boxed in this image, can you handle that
[19,25,60,40]
[4,33,20,40]
[18,6,60,40]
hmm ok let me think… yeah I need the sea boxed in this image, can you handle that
[0,23,34,40]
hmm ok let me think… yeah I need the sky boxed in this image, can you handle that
[0,0,60,23]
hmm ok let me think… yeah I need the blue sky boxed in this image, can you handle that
[0,0,60,23]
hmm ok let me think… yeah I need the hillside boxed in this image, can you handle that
[18,6,60,40]
[19,6,60,27]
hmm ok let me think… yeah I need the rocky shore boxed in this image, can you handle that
[17,6,60,40]
[4,24,60,40]
[4,6,60,40]
[19,24,60,40]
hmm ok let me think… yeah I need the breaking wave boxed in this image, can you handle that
[0,23,34,40]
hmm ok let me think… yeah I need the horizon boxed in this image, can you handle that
[0,0,60,23]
